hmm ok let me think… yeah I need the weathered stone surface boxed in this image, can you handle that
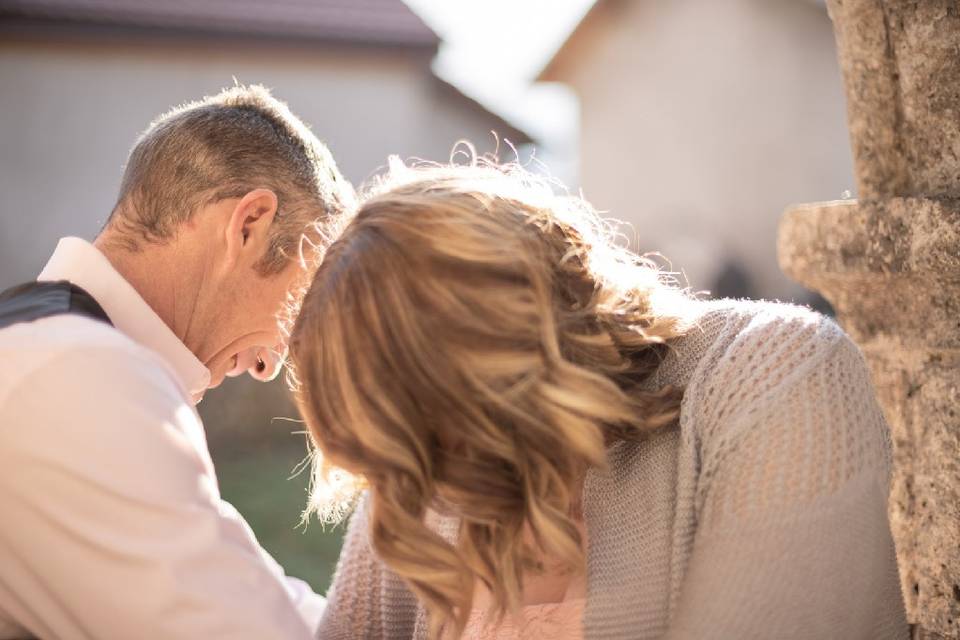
[827,0,909,199]
[779,198,960,347]
[882,2,960,199]
[780,2,960,635]
[827,0,960,200]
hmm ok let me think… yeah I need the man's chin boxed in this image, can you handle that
[208,353,245,388]
[206,371,227,390]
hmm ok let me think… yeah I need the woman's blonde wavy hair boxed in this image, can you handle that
[288,154,695,639]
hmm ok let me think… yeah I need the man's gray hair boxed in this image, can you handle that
[110,84,355,274]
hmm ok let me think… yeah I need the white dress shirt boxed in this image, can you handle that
[0,238,324,640]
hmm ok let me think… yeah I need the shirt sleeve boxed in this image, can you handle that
[664,330,908,639]
[216,500,328,631]
[0,346,317,640]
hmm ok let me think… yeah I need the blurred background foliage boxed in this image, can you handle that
[202,374,343,592]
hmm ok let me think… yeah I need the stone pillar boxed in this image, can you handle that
[777,1,960,638]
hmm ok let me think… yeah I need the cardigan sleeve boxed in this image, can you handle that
[315,495,385,639]
[664,321,908,639]
[315,494,420,640]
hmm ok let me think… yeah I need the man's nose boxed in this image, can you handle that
[228,346,284,382]
[249,346,284,382]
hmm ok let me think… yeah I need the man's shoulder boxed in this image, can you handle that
[0,315,212,489]
[0,314,186,409]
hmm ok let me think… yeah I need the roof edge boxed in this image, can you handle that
[431,75,534,146]
[535,0,604,83]
[0,1,441,50]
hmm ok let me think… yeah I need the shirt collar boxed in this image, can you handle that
[38,237,212,402]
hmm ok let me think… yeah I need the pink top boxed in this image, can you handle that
[451,518,588,639]
[458,598,585,640]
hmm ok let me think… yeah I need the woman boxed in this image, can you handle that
[288,158,907,639]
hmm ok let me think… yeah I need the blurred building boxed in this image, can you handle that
[539,0,853,302]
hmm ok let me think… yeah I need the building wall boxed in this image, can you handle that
[545,0,854,300]
[0,34,510,286]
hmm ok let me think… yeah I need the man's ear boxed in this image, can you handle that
[224,189,279,267]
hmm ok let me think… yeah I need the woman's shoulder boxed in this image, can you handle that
[665,297,861,433]
[672,297,875,456]
[684,296,842,351]
[653,297,844,392]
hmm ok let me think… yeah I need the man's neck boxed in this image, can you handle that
[93,232,202,344]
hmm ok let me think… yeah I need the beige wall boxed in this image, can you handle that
[546,0,853,300]
[0,35,510,286]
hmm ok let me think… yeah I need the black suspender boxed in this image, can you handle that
[0,281,113,330]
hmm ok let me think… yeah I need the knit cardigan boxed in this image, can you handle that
[314,299,909,639]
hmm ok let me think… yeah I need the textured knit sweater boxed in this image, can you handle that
[314,299,909,639]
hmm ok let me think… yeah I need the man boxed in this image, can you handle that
[0,85,355,639]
